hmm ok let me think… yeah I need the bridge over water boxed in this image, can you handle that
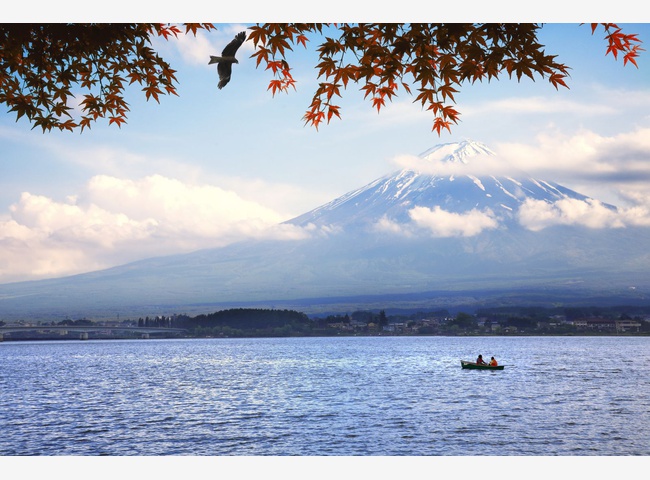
[0,325,187,341]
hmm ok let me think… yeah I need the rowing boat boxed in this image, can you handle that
[460,360,504,370]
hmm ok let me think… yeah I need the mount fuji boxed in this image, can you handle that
[289,140,599,231]
[2,140,650,320]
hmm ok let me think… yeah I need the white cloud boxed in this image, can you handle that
[373,206,499,238]
[371,206,499,238]
[9,192,157,248]
[409,206,499,237]
[617,189,650,220]
[85,174,284,229]
[493,127,650,208]
[0,174,313,283]
[518,198,625,231]
[373,216,414,236]
[171,30,217,66]
[518,196,650,231]
[391,151,519,177]
[495,126,650,181]
[619,205,650,227]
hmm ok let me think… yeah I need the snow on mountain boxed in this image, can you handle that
[419,139,495,163]
[287,139,599,233]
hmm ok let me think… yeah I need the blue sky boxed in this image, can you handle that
[1,6,650,283]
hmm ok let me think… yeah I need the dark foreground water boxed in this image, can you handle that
[1,336,649,456]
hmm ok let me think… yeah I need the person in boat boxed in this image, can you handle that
[489,356,498,366]
[476,354,487,365]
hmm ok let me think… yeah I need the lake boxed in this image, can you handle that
[1,335,649,457]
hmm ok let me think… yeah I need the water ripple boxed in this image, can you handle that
[1,336,649,455]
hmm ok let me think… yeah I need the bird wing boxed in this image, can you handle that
[217,63,232,89]
[221,31,247,57]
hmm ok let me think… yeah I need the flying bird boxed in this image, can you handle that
[209,31,247,89]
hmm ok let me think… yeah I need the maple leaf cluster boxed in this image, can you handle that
[0,23,643,134]
[0,23,215,132]
[249,23,643,135]
[592,23,643,66]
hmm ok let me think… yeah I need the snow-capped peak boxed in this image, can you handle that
[287,139,604,231]
[418,139,496,165]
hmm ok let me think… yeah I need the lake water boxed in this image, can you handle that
[1,335,649,456]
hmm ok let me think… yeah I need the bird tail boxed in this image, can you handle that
[208,56,222,65]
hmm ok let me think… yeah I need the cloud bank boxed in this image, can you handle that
[517,198,625,231]
[374,207,499,237]
[496,127,650,188]
[409,206,499,237]
[0,174,309,283]
[374,196,650,239]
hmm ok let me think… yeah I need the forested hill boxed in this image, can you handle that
[173,308,311,332]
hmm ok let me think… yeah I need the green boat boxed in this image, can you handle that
[461,360,505,370]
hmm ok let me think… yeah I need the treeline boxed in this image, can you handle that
[172,308,313,337]
[137,316,172,328]
[315,309,450,329]
[168,308,456,338]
